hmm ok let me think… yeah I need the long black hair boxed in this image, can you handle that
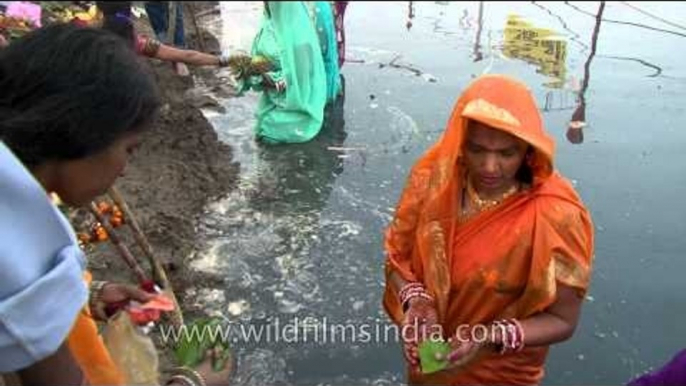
[0,23,159,166]
[515,147,535,184]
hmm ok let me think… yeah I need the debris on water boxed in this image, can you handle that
[278,298,304,314]
[352,300,365,311]
[384,90,391,95]
[571,179,578,186]
[369,94,376,100]
[232,349,288,386]
[227,299,250,316]
[577,354,586,361]
[612,331,619,338]
[327,146,366,152]
[594,332,607,340]
[422,73,438,83]
[370,103,379,109]
[585,295,595,303]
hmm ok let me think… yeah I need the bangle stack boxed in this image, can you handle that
[398,282,434,312]
[89,280,109,320]
[491,319,525,354]
[166,367,208,386]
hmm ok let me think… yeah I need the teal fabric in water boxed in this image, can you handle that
[312,1,341,103]
[241,2,327,144]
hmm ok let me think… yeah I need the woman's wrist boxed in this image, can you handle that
[487,319,525,354]
[165,367,208,386]
[89,280,109,320]
[398,282,434,313]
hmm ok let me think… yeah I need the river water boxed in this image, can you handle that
[191,2,686,385]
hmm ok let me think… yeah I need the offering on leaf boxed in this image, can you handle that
[418,340,451,374]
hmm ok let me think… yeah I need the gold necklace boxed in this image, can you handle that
[465,177,519,213]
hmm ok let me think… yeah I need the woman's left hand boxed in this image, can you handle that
[444,338,482,368]
[433,333,483,374]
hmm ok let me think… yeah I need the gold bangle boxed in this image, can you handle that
[89,280,108,319]
[173,367,207,386]
[166,374,197,386]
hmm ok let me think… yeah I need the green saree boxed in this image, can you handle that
[242,2,327,144]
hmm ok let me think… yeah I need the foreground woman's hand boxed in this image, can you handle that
[100,282,155,305]
[436,337,482,371]
[193,348,234,386]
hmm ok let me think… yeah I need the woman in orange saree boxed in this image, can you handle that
[383,75,594,386]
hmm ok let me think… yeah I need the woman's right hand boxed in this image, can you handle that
[168,349,233,386]
[401,297,440,374]
[194,348,234,386]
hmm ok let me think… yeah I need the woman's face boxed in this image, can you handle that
[51,133,142,206]
[463,121,529,195]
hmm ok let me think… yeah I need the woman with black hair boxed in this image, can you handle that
[0,24,230,386]
[97,1,229,76]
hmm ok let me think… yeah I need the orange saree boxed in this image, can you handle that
[383,75,594,385]
[67,272,125,385]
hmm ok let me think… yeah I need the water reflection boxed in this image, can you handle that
[502,14,567,88]
[199,2,686,384]
[473,1,484,62]
[568,2,605,145]
[531,1,589,52]
[406,1,414,31]
[249,82,347,216]
[564,1,686,39]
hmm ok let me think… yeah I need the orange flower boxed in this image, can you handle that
[110,216,122,228]
[97,202,112,215]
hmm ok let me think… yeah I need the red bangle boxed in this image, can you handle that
[398,282,424,300]
[399,282,434,312]
[509,318,525,352]
[492,319,525,354]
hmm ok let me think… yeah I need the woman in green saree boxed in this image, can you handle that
[240,2,327,144]
[311,1,342,103]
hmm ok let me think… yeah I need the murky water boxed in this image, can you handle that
[192,2,686,385]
